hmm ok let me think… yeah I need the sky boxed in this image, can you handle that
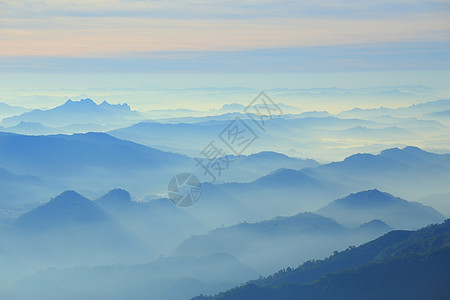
[0,0,449,109]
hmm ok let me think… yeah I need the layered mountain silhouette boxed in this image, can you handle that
[0,131,323,206]
[12,190,112,232]
[317,189,446,229]
[192,220,450,300]
[0,132,190,199]
[1,121,111,135]
[5,253,257,300]
[304,146,450,201]
[175,212,391,273]
[96,189,205,253]
[108,120,229,155]
[338,99,450,119]
[188,146,450,227]
[211,152,319,183]
[0,166,59,213]
[1,99,143,127]
[0,102,29,119]
[1,191,152,275]
[1,121,56,135]
[0,131,187,174]
[335,125,414,140]
[194,166,368,228]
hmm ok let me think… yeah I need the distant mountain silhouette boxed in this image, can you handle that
[12,190,111,232]
[110,105,449,163]
[175,212,390,273]
[0,166,59,212]
[252,168,325,188]
[7,253,257,300]
[317,189,445,229]
[96,188,133,209]
[108,120,226,155]
[2,121,112,135]
[216,153,319,183]
[336,125,413,140]
[194,167,354,227]
[141,102,300,120]
[304,146,450,201]
[95,189,205,253]
[380,146,450,166]
[3,121,56,135]
[338,99,450,119]
[3,191,153,271]
[425,109,450,126]
[0,102,30,119]
[1,98,143,127]
[297,111,330,118]
[111,120,318,180]
[355,219,392,235]
[0,132,190,199]
[234,151,318,169]
[192,220,450,300]
[429,109,450,117]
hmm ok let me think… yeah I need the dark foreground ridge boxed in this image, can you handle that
[192,219,450,300]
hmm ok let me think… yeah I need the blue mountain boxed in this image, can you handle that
[194,167,355,228]
[317,189,445,229]
[192,220,450,300]
[108,120,225,155]
[12,190,111,232]
[95,189,205,253]
[175,212,390,273]
[0,166,59,212]
[3,191,153,271]
[304,146,450,201]
[3,121,56,135]
[0,132,190,200]
[1,98,142,127]
[7,253,257,300]
[0,102,29,119]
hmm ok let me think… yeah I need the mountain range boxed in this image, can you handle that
[0,191,153,283]
[1,99,143,128]
[192,219,450,300]
[0,185,447,299]
[2,98,449,163]
[2,253,257,300]
[317,189,446,229]
[0,166,60,219]
[0,102,30,120]
[304,146,450,203]
[0,131,191,201]
[192,146,450,227]
[175,211,392,274]
[338,99,450,119]
[1,129,449,224]
[109,108,449,161]
[0,131,323,209]
[1,96,449,300]
[176,188,443,273]
[95,189,205,253]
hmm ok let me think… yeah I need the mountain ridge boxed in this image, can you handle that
[1,98,143,127]
[192,220,450,300]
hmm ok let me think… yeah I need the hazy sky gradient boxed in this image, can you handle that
[1,0,449,72]
[0,0,449,109]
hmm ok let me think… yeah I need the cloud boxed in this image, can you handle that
[2,42,449,72]
[0,0,449,72]
[0,14,449,58]
[1,1,449,18]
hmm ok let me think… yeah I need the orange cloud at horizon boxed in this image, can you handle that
[0,14,449,57]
